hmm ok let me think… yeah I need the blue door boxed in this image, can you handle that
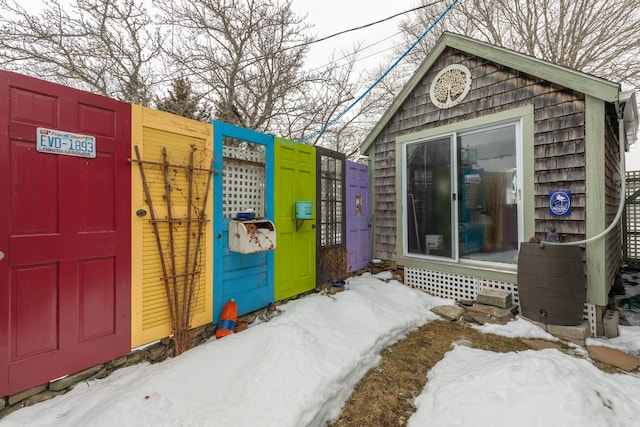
[213,121,274,322]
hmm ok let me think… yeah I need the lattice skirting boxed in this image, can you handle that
[405,266,597,337]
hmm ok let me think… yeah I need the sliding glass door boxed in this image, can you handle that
[405,135,455,258]
[403,121,521,265]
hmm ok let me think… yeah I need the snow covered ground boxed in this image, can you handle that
[615,270,640,326]
[2,272,640,427]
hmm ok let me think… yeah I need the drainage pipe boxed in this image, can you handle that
[541,99,627,247]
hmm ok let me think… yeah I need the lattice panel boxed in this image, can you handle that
[405,266,596,336]
[628,234,640,260]
[583,303,597,337]
[625,171,640,262]
[625,170,640,197]
[222,144,266,218]
[405,268,478,301]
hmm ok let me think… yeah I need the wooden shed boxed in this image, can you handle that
[360,32,638,334]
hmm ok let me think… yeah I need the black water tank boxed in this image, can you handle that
[517,242,586,326]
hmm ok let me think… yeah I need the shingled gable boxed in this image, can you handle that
[360,31,620,154]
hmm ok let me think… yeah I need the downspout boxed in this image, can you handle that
[541,98,627,247]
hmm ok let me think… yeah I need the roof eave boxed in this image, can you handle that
[621,90,638,147]
[360,32,621,154]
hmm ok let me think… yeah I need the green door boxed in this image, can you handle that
[274,140,316,300]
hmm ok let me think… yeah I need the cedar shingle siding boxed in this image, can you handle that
[605,104,623,292]
[372,47,595,261]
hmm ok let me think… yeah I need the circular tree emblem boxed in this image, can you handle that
[429,64,472,109]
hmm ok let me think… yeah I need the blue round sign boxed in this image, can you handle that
[549,190,571,216]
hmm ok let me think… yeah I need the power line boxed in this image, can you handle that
[308,19,420,73]
[230,3,443,78]
[307,19,429,75]
[299,1,445,49]
[297,0,459,143]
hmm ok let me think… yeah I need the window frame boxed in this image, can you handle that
[400,118,524,268]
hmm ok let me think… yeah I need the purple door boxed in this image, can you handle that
[346,161,370,272]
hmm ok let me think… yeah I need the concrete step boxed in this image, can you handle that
[476,288,512,309]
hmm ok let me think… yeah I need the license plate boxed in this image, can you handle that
[37,127,97,158]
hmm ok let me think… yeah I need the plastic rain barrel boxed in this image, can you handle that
[517,242,586,326]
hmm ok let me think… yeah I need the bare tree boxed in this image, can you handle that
[0,0,412,157]
[281,48,373,154]
[0,0,164,105]
[398,0,640,89]
[155,0,376,156]
[156,0,313,131]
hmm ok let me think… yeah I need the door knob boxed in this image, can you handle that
[0,251,4,261]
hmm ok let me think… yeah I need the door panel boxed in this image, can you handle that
[12,264,58,359]
[405,136,455,258]
[274,140,316,300]
[79,257,115,341]
[130,106,213,347]
[78,154,116,231]
[0,71,131,396]
[315,147,346,285]
[346,161,370,271]
[213,121,274,322]
[11,139,59,234]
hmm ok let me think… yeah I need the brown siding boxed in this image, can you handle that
[372,47,590,260]
[604,105,623,292]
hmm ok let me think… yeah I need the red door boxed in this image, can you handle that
[0,71,131,396]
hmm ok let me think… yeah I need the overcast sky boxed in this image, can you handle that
[627,142,640,171]
[295,0,640,171]
[291,1,417,72]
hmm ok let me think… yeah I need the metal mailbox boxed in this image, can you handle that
[228,219,276,254]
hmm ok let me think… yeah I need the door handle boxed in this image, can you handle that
[0,251,4,261]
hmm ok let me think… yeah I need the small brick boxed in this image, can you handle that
[145,343,169,363]
[588,345,640,371]
[8,384,47,406]
[603,309,620,338]
[476,289,512,308]
[521,338,562,351]
[547,321,590,341]
[431,305,465,321]
[466,304,517,325]
[109,355,129,369]
[24,390,64,407]
[125,351,144,366]
[49,365,104,391]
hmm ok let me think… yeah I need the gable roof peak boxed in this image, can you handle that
[361,32,622,154]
